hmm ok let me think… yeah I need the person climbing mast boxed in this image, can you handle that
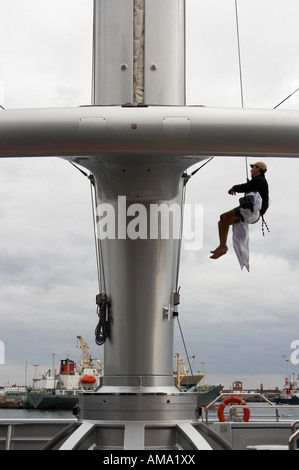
[210,161,269,260]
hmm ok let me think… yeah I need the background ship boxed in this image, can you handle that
[274,376,299,406]
[28,336,103,409]
[173,354,223,407]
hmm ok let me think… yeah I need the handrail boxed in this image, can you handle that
[227,404,279,422]
[289,429,299,450]
[291,420,299,433]
[203,392,298,424]
[289,420,299,450]
[206,392,276,408]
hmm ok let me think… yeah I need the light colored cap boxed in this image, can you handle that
[250,161,267,172]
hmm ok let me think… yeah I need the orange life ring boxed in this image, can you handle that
[218,396,250,422]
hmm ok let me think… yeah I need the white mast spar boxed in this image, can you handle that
[2,0,299,450]
[79,0,195,429]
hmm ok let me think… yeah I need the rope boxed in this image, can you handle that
[95,293,110,346]
[89,181,111,345]
[274,86,299,109]
[191,157,214,176]
[69,161,110,344]
[261,215,270,236]
[176,317,195,383]
[174,178,188,291]
[234,0,244,109]
[173,172,203,387]
[69,161,89,178]
[90,181,102,292]
[87,173,111,344]
[174,158,216,383]
[234,0,249,181]
[69,161,106,293]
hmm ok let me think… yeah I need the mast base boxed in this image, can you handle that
[44,391,233,450]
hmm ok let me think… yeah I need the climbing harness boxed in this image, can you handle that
[218,396,250,422]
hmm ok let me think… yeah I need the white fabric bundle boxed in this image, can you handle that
[232,192,262,271]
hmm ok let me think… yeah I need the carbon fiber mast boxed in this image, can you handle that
[59,0,216,449]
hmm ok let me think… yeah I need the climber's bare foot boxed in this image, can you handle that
[210,246,228,259]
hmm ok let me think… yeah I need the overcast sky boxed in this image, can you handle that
[0,0,299,390]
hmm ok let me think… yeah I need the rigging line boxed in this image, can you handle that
[90,181,107,294]
[68,161,106,293]
[183,0,187,106]
[175,180,187,291]
[274,86,299,109]
[90,181,102,292]
[234,0,248,180]
[234,0,244,109]
[176,317,194,381]
[175,167,212,369]
[69,161,89,178]
[191,157,214,176]
[98,226,107,293]
[91,0,97,104]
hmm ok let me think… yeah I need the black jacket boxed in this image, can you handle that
[233,174,269,215]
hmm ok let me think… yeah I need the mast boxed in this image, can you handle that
[85,0,188,393]
[92,0,185,106]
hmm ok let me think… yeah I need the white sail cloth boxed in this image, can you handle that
[232,191,262,271]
